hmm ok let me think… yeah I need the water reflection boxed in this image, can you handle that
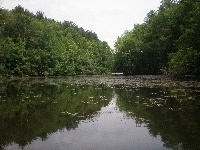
[0,79,113,149]
[0,77,200,150]
[116,86,200,150]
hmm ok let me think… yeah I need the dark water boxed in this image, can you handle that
[0,76,200,150]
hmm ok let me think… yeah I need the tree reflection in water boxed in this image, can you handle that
[116,86,200,150]
[0,79,113,149]
[0,77,200,150]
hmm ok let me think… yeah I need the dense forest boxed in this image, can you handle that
[0,0,200,77]
[0,5,113,76]
[114,0,200,76]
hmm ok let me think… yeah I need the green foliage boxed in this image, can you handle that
[168,49,200,76]
[0,5,113,76]
[114,25,148,74]
[114,0,200,76]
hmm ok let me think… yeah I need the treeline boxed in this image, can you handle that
[0,5,113,76]
[114,0,200,76]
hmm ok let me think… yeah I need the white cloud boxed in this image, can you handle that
[1,0,161,48]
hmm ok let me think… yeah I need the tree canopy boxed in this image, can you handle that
[1,0,200,77]
[0,5,113,76]
[113,0,200,76]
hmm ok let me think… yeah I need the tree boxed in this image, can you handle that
[0,6,113,76]
[114,0,200,76]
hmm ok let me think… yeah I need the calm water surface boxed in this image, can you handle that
[0,76,200,150]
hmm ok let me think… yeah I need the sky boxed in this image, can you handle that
[1,0,161,48]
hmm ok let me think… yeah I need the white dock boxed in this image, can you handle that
[111,73,123,75]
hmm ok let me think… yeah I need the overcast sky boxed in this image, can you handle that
[1,0,161,48]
